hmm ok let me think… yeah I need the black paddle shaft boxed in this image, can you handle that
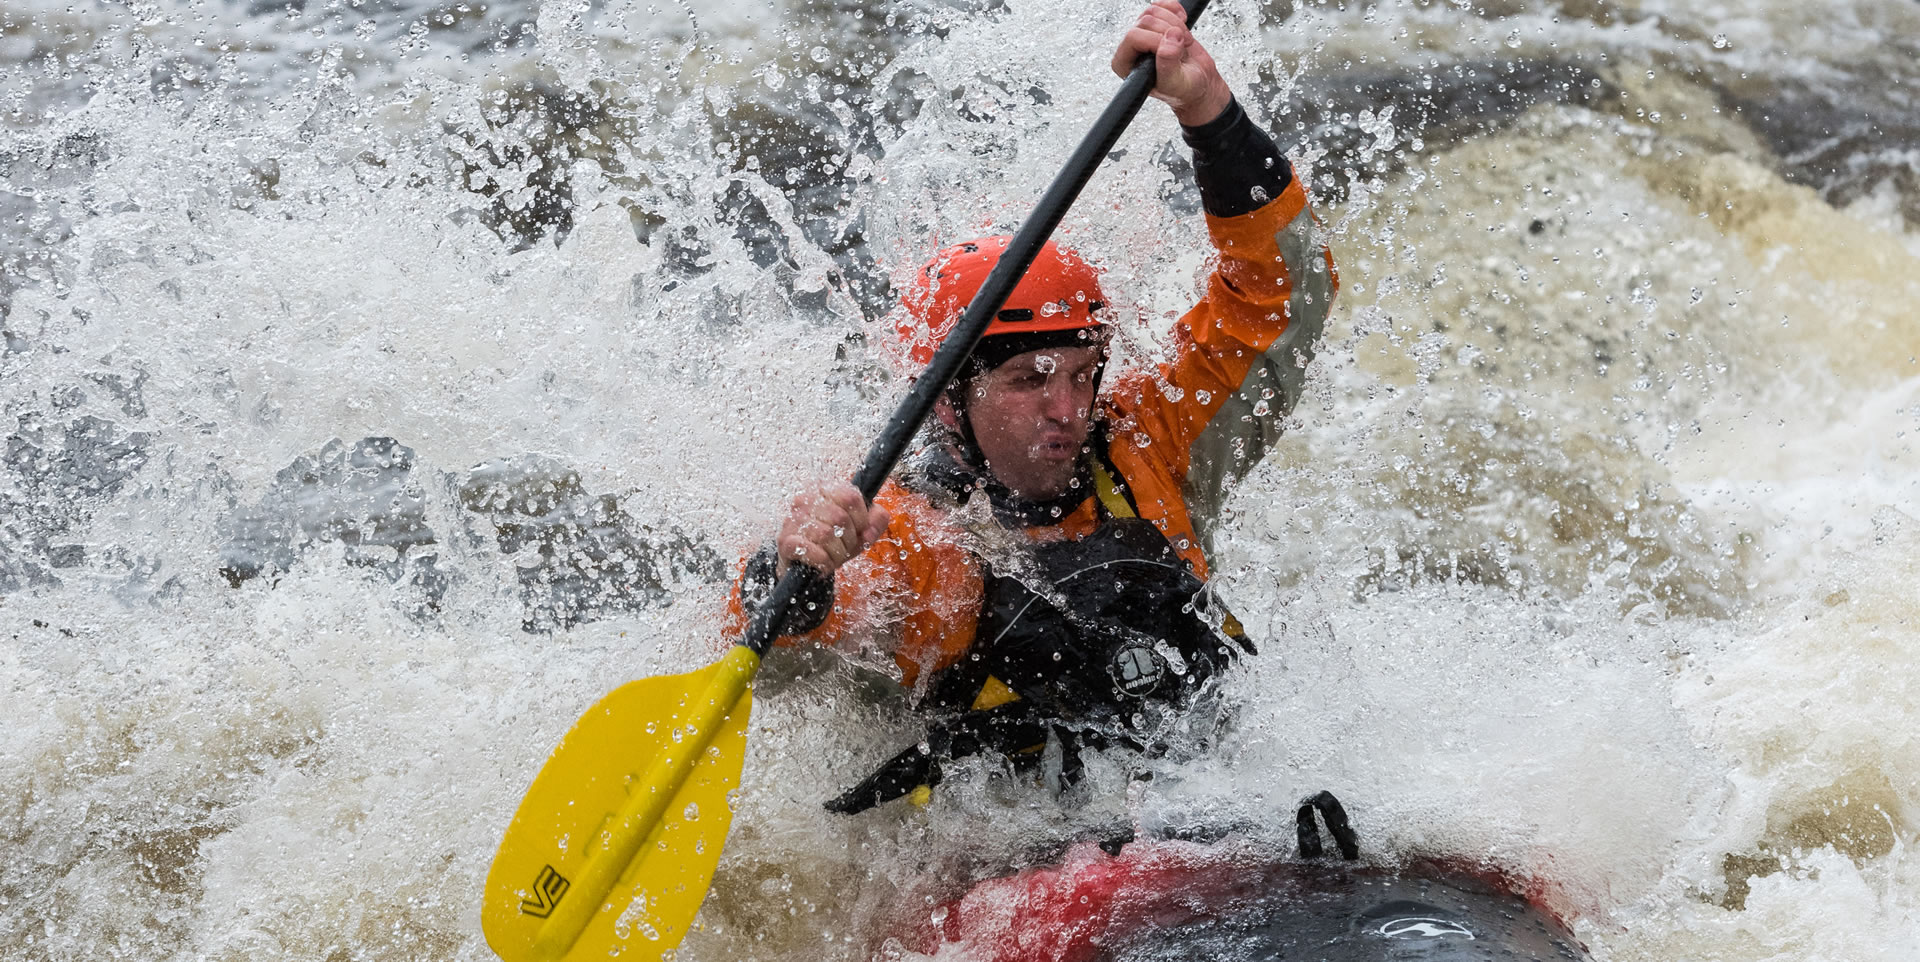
[745,0,1216,658]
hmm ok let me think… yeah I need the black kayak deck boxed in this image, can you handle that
[1097,863,1588,962]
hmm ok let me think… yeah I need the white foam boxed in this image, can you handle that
[5,0,1920,959]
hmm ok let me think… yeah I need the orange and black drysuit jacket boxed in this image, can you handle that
[729,98,1337,810]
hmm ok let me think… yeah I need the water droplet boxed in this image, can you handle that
[1712,34,1730,49]
[684,802,699,821]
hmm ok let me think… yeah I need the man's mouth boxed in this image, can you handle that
[1033,436,1079,460]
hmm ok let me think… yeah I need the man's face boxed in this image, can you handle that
[949,344,1104,502]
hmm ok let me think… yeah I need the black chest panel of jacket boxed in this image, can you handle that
[824,516,1250,816]
[925,516,1235,720]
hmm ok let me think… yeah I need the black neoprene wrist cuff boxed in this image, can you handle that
[1180,96,1293,218]
[741,543,835,637]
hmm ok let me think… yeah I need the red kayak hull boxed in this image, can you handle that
[901,838,1588,962]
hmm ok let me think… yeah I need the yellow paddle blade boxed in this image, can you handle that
[483,646,759,962]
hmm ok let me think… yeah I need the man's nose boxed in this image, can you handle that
[1039,377,1079,420]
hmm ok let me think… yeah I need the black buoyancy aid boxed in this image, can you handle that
[824,445,1254,815]
[924,512,1237,718]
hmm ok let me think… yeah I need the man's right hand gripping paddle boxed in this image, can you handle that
[479,2,1216,959]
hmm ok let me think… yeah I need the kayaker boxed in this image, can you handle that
[730,0,1337,811]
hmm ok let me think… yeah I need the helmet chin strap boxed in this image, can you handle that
[940,376,992,474]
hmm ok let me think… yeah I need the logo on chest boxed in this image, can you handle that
[1109,643,1169,697]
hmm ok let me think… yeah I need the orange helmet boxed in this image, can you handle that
[891,236,1110,372]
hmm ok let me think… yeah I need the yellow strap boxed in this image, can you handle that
[970,674,1021,710]
[920,676,1021,812]
[1221,610,1246,639]
[1092,460,1135,519]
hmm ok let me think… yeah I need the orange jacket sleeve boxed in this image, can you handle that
[1106,173,1337,550]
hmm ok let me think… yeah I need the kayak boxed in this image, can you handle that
[897,799,1589,962]
[901,841,1589,962]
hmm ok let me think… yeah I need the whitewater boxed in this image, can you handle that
[3,0,1917,959]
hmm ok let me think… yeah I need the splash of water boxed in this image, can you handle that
[3,0,1918,960]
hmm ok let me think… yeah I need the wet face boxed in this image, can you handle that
[942,345,1103,502]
